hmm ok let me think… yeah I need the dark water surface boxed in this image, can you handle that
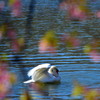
[0,0,100,99]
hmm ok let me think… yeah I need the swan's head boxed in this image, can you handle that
[48,66,59,77]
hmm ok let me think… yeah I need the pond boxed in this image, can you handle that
[8,53,100,100]
[0,0,100,100]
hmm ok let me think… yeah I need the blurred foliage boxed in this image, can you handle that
[61,31,80,48]
[0,0,100,99]
[71,81,100,100]
[39,30,58,53]
[20,90,32,100]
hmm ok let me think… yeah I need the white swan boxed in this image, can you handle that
[24,63,61,83]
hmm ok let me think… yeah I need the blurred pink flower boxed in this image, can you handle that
[96,11,100,18]
[7,30,17,40]
[89,50,100,62]
[0,62,16,99]
[11,39,20,52]
[39,38,57,54]
[39,30,58,54]
[10,0,22,17]
[59,1,88,21]
[7,30,25,52]
[68,4,87,20]
[61,33,80,48]
[0,1,5,11]
[83,39,100,63]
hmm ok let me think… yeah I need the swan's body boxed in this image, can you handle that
[24,63,61,83]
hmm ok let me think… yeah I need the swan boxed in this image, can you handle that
[24,63,61,83]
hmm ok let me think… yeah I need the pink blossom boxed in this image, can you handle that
[0,62,11,99]
[7,30,17,40]
[61,33,80,48]
[11,0,22,17]
[68,4,86,20]
[96,11,100,18]
[0,1,5,11]
[39,39,56,53]
[11,40,20,52]
[89,50,100,62]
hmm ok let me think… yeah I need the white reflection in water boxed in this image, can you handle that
[27,82,63,99]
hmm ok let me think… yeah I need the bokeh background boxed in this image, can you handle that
[0,0,100,100]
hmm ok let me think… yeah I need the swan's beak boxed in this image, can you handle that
[56,68,59,74]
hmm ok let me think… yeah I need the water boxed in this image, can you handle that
[0,0,100,99]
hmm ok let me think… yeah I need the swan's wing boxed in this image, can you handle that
[32,67,50,81]
[28,63,50,77]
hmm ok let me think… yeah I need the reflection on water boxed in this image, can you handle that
[28,82,62,99]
